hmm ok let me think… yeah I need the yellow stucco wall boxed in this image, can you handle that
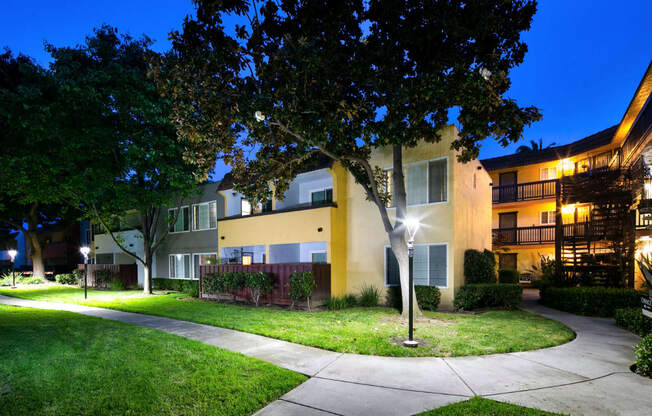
[344,125,492,307]
[218,206,334,251]
[329,163,348,295]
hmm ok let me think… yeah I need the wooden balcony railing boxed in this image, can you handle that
[492,179,557,204]
[493,225,555,245]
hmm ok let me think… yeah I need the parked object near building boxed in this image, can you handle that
[482,62,652,288]
[214,125,492,308]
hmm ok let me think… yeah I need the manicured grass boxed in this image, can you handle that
[418,397,566,415]
[0,285,575,357]
[0,304,305,416]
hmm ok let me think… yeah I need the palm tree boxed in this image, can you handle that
[516,138,556,153]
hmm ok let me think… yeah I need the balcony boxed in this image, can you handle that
[220,201,337,221]
[493,225,556,245]
[492,179,557,204]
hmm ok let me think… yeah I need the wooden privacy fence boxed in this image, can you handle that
[76,264,138,288]
[199,263,331,306]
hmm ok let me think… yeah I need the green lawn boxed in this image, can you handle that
[418,397,566,415]
[0,285,575,357]
[0,304,305,416]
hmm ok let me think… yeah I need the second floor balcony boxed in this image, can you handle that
[493,225,556,245]
[492,179,557,204]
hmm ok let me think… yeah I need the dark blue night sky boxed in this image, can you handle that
[2,0,650,180]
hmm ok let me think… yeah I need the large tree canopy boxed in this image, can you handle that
[171,1,541,314]
[48,26,202,293]
[0,50,77,277]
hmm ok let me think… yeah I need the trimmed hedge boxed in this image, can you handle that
[635,334,652,377]
[55,273,77,285]
[614,308,652,336]
[464,249,496,284]
[539,287,642,317]
[386,285,442,311]
[152,278,199,297]
[453,284,522,311]
[498,269,520,284]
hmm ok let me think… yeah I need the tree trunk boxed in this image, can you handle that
[390,145,422,320]
[143,246,153,294]
[29,235,45,279]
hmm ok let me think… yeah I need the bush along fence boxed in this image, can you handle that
[152,278,199,297]
[199,263,330,307]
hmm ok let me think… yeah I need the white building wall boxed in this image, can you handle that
[94,230,149,286]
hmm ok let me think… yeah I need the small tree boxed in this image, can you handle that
[289,271,316,311]
[161,0,541,318]
[246,272,272,307]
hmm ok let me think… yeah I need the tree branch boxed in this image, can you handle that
[92,205,145,266]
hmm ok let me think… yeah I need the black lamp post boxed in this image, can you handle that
[403,217,420,348]
[8,249,17,289]
[80,246,90,299]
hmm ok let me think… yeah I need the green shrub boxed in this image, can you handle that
[224,272,246,292]
[152,278,199,297]
[94,269,115,288]
[615,308,652,336]
[386,285,441,312]
[289,271,316,311]
[326,294,358,310]
[21,275,44,285]
[414,286,441,311]
[454,284,523,311]
[498,269,520,284]
[201,273,225,295]
[245,272,272,306]
[109,279,125,291]
[464,249,496,284]
[635,334,652,377]
[539,287,642,317]
[72,269,84,285]
[358,284,381,307]
[55,273,77,285]
[2,273,44,285]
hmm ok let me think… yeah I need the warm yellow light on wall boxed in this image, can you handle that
[242,255,252,265]
[561,204,575,215]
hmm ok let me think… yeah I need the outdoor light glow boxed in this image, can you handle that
[80,246,91,256]
[8,249,17,261]
[561,204,575,215]
[558,158,574,176]
[404,217,421,241]
[254,111,265,122]
[176,254,183,260]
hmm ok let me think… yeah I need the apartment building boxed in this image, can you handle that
[481,62,652,288]
[217,125,491,307]
[92,182,224,285]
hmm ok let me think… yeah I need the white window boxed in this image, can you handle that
[540,211,556,225]
[193,253,217,279]
[169,206,190,233]
[241,199,252,216]
[169,254,191,279]
[193,201,217,231]
[405,158,448,206]
[540,167,557,180]
[385,244,447,288]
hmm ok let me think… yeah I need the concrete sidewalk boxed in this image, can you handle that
[1,294,650,416]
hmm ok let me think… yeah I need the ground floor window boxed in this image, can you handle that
[169,254,191,279]
[385,244,447,287]
[499,253,517,270]
[193,253,217,279]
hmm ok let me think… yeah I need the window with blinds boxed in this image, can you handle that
[168,207,190,233]
[404,158,448,206]
[385,244,447,287]
[540,211,556,225]
[193,201,217,231]
[169,254,191,279]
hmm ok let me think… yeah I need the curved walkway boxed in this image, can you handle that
[1,293,651,416]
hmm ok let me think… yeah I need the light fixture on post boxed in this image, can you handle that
[403,217,420,348]
[80,246,91,299]
[8,249,18,288]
